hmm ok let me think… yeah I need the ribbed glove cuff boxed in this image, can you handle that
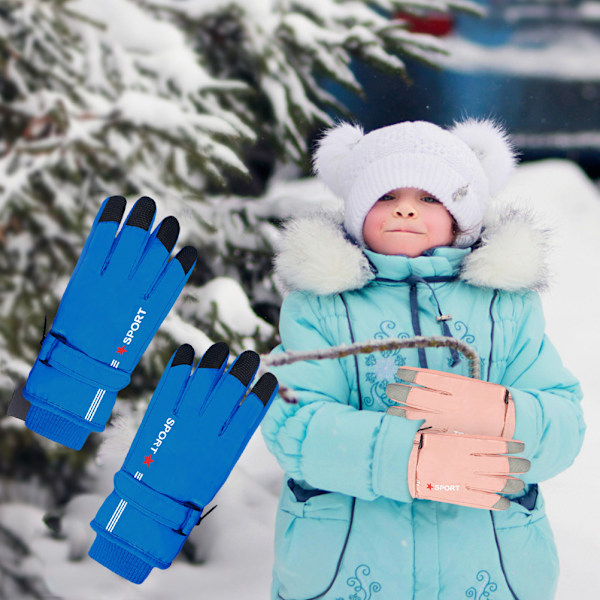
[89,535,153,584]
[23,357,119,449]
[25,405,91,450]
[89,487,192,582]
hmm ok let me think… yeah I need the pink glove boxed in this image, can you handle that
[407,431,529,510]
[386,367,515,438]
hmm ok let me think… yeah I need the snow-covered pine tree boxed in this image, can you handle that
[0,0,481,398]
[163,0,480,171]
[0,0,479,498]
[0,0,254,393]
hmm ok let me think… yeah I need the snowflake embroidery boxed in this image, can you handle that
[363,321,410,408]
[371,354,400,381]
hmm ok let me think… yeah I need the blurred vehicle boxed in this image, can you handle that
[334,0,600,177]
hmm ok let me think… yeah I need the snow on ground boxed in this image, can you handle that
[8,159,600,599]
[500,160,600,599]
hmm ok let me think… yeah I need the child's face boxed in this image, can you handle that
[362,187,455,257]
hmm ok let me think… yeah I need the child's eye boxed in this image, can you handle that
[421,196,440,204]
[378,194,395,202]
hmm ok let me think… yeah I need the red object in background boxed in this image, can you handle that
[394,12,454,37]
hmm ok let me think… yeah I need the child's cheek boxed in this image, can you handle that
[362,209,380,242]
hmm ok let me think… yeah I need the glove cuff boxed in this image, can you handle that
[23,358,119,448]
[89,534,153,584]
[90,487,194,581]
[25,405,91,450]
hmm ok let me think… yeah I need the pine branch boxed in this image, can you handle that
[259,335,480,404]
[0,523,50,600]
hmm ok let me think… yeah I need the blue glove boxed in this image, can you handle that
[23,196,197,450]
[89,343,278,583]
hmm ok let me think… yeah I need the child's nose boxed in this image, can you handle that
[393,199,418,218]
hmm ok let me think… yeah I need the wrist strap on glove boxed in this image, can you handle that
[114,470,203,536]
[38,332,131,391]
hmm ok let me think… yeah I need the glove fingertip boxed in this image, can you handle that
[505,440,525,454]
[251,372,278,407]
[396,367,417,383]
[175,246,198,275]
[172,344,195,367]
[126,196,156,230]
[491,497,510,511]
[501,477,525,494]
[156,216,180,253]
[508,456,530,474]
[229,351,260,387]
[198,342,229,370]
[386,407,407,418]
[386,382,410,403]
[99,196,126,223]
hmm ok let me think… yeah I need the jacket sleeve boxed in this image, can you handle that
[261,290,422,502]
[499,291,585,483]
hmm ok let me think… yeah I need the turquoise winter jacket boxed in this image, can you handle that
[261,208,584,600]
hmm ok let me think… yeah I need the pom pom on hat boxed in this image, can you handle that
[313,122,364,198]
[312,118,518,248]
[450,118,518,195]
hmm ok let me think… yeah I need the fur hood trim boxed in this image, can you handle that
[274,205,549,296]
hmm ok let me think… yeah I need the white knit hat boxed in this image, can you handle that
[313,119,517,248]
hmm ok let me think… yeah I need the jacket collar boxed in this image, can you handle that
[363,247,470,282]
[273,203,549,296]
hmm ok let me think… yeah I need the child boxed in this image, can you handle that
[261,119,584,600]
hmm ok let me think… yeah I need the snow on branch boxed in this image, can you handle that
[259,335,480,403]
